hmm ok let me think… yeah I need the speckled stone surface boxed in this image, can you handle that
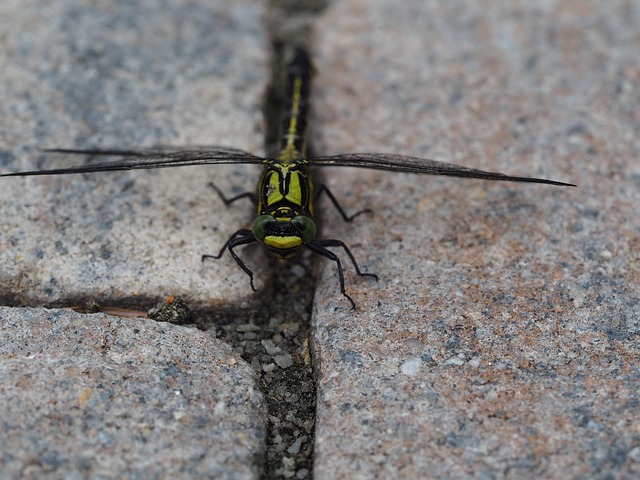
[0,306,266,479]
[311,0,639,478]
[0,0,269,309]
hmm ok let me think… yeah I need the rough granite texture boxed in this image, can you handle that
[0,0,270,309]
[1,0,639,479]
[311,0,639,478]
[0,307,266,479]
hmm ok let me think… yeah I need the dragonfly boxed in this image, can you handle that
[1,49,574,309]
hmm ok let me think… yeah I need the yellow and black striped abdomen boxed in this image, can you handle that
[278,49,313,164]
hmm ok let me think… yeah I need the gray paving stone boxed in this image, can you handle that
[0,306,266,479]
[0,0,270,309]
[311,0,639,478]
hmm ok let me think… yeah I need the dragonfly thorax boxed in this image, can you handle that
[253,156,317,260]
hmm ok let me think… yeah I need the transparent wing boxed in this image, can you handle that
[0,146,266,177]
[307,152,575,187]
[1,147,575,187]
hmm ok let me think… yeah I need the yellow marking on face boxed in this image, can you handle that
[264,235,302,250]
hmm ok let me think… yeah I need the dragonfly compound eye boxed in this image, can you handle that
[291,215,317,243]
[252,214,277,241]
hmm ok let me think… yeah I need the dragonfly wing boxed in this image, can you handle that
[0,146,265,177]
[308,153,575,187]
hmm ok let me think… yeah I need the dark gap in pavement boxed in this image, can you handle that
[195,3,333,478]
[204,255,317,479]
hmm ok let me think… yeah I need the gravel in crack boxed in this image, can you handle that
[213,256,316,479]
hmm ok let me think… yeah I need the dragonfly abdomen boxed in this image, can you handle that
[278,49,313,164]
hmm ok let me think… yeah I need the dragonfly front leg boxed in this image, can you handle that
[202,229,259,291]
[315,184,372,222]
[306,239,378,310]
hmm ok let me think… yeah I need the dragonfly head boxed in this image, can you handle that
[252,212,316,259]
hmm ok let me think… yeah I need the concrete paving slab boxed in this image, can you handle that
[0,306,266,479]
[0,0,270,309]
[311,0,639,478]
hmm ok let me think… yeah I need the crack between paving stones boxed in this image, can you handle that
[199,26,330,478]
[209,253,318,480]
[206,4,337,474]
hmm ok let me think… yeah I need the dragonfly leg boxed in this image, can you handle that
[202,229,259,291]
[305,241,356,310]
[208,182,257,206]
[306,239,378,310]
[202,229,250,260]
[311,239,379,281]
[315,184,372,222]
